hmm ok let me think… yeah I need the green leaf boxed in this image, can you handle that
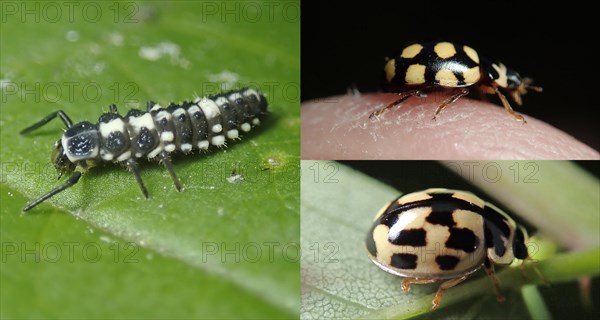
[300,161,600,319]
[1,184,294,319]
[1,1,299,318]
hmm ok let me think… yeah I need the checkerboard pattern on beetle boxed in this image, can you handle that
[365,188,533,310]
[371,41,542,122]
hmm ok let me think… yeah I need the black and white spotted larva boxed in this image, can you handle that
[20,87,268,212]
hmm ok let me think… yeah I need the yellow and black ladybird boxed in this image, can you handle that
[373,41,542,122]
[365,188,532,310]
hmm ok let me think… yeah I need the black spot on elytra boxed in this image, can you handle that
[390,228,426,246]
[426,211,455,227]
[446,228,479,253]
[391,253,418,269]
[380,191,520,261]
[378,210,399,228]
[385,192,476,228]
[365,224,378,257]
[436,255,460,270]
[366,207,399,258]
[453,70,466,86]
[385,41,479,87]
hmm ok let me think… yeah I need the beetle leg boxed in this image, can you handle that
[483,257,506,303]
[20,110,74,134]
[432,88,470,120]
[401,277,437,293]
[369,89,424,120]
[493,86,526,123]
[432,274,470,310]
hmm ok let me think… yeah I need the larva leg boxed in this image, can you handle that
[126,158,149,199]
[160,151,182,192]
[22,171,82,212]
[20,110,74,134]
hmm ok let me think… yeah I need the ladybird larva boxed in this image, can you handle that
[20,87,268,212]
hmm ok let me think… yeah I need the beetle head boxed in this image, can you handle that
[506,69,543,105]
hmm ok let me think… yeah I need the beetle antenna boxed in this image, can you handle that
[523,78,543,92]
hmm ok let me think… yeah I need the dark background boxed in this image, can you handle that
[301,2,598,152]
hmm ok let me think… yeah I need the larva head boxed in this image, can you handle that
[51,140,75,179]
[55,121,99,177]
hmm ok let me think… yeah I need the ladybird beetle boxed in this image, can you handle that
[371,41,543,122]
[365,188,532,310]
[20,88,268,212]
